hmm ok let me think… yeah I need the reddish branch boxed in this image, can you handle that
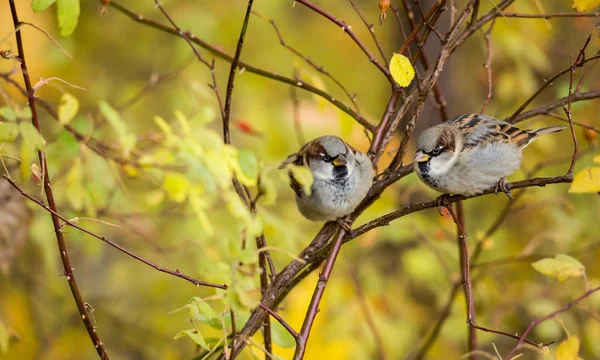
[8,1,109,358]
[505,286,600,360]
[294,0,394,85]
[103,0,374,131]
[3,176,228,290]
[293,229,347,359]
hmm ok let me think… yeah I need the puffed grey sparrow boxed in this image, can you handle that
[280,136,374,222]
[414,114,566,198]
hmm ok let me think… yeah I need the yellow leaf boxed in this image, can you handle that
[389,53,415,87]
[569,167,600,193]
[572,0,600,12]
[556,336,580,360]
[593,154,600,164]
[287,164,314,196]
[58,92,79,125]
[163,172,190,203]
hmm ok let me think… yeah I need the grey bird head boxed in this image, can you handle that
[414,124,462,177]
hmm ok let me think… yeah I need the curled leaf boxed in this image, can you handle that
[532,254,585,282]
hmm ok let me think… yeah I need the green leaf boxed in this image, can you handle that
[19,122,46,150]
[234,149,259,186]
[98,101,136,156]
[174,329,210,350]
[0,122,19,141]
[389,53,415,87]
[271,319,296,348]
[20,140,37,180]
[58,93,79,125]
[192,298,219,321]
[532,254,586,282]
[32,0,57,12]
[569,167,600,193]
[163,172,190,203]
[98,101,127,139]
[0,107,17,121]
[556,335,582,360]
[57,0,80,37]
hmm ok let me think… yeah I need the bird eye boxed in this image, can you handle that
[430,146,445,156]
[322,154,334,163]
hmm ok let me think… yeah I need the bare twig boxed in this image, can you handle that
[3,176,228,290]
[481,20,495,113]
[103,0,373,130]
[293,229,347,359]
[253,12,361,114]
[348,0,388,66]
[505,286,600,360]
[8,2,109,358]
[259,303,298,339]
[502,11,600,18]
[294,0,394,85]
[447,202,477,358]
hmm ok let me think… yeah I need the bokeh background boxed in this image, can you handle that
[1,0,599,359]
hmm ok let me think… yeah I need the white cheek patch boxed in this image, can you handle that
[428,152,458,176]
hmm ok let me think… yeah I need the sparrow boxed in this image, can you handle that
[414,114,566,198]
[280,136,374,222]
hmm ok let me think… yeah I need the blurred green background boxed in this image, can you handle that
[1,0,599,359]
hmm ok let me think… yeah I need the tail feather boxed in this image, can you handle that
[533,125,568,136]
[520,125,567,149]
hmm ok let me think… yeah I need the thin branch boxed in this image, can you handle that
[103,0,373,131]
[222,0,254,145]
[259,303,298,339]
[8,1,109,358]
[253,11,361,114]
[351,175,573,238]
[294,0,394,85]
[481,20,495,113]
[348,0,388,66]
[293,229,347,359]
[505,286,600,360]
[447,202,477,358]
[508,36,597,123]
[3,175,228,290]
[502,11,600,18]
[510,89,600,124]
[400,0,448,122]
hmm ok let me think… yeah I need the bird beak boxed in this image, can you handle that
[414,152,430,163]
[332,156,347,166]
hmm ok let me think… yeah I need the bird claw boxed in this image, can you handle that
[335,217,353,233]
[436,194,451,216]
[494,178,514,199]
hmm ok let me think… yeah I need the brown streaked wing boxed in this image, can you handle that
[453,114,532,148]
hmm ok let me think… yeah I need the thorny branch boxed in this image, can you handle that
[7,1,109,358]
[505,286,600,360]
[3,176,228,290]
[9,0,599,359]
